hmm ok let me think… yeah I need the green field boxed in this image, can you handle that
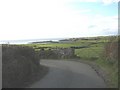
[25,38,107,61]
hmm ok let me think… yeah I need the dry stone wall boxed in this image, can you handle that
[39,48,76,59]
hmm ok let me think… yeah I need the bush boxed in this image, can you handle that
[104,36,118,64]
[103,36,118,87]
[2,45,40,88]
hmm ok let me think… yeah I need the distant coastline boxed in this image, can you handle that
[0,38,67,44]
[0,35,118,44]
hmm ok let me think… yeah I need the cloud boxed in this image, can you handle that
[77,0,119,5]
[0,0,118,40]
[0,0,92,40]
[102,0,119,5]
[78,0,99,2]
[87,15,118,36]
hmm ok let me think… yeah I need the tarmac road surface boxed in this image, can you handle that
[29,60,106,88]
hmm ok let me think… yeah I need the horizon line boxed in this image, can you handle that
[0,34,118,41]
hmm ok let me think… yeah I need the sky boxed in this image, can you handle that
[0,0,119,40]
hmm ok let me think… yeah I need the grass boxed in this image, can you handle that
[23,42,87,48]
[75,43,104,60]
[95,58,118,88]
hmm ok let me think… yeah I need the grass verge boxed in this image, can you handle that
[75,39,118,88]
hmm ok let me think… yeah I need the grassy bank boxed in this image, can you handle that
[2,44,48,88]
[23,35,118,88]
[75,36,118,88]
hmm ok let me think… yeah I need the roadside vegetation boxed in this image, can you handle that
[75,36,118,88]
[22,35,118,88]
[2,45,48,88]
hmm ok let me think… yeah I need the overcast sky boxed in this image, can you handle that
[0,0,118,40]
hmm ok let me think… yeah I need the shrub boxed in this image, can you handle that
[2,45,40,88]
[104,36,118,64]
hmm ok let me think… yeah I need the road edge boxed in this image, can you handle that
[66,59,110,88]
[23,65,49,88]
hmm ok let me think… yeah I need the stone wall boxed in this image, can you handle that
[39,48,76,59]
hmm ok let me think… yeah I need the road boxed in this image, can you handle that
[29,60,106,88]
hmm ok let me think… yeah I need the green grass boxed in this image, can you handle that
[95,59,118,88]
[22,38,106,50]
[24,42,86,48]
[75,43,104,60]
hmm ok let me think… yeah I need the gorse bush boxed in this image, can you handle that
[103,36,118,87]
[104,36,118,64]
[2,45,40,88]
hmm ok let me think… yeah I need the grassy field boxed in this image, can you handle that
[24,42,87,48]
[75,43,104,60]
[22,35,118,88]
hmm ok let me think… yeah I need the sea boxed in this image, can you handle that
[0,38,65,44]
